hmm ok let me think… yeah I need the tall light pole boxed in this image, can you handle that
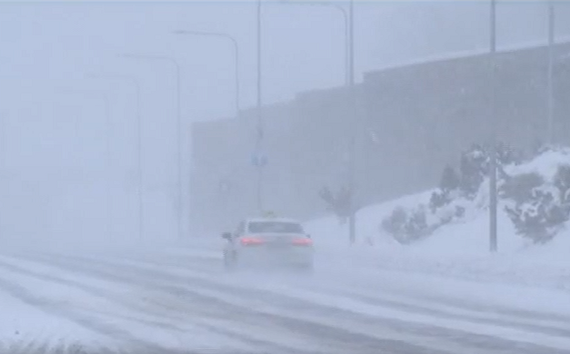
[333,3,349,85]
[174,30,240,116]
[120,53,183,242]
[347,0,357,245]
[256,0,264,213]
[0,109,6,241]
[326,2,349,86]
[89,74,143,242]
[547,1,555,144]
[489,0,498,253]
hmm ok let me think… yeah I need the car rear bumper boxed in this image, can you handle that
[237,247,314,267]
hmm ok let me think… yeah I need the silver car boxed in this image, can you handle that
[222,218,314,271]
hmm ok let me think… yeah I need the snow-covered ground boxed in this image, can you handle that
[1,150,570,353]
[1,239,570,353]
[0,242,570,354]
[306,195,569,288]
[305,148,570,300]
[0,284,109,353]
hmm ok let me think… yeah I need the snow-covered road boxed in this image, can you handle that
[0,244,569,354]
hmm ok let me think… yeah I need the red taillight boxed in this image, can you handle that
[240,237,264,246]
[292,238,313,246]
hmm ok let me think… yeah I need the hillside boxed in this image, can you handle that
[305,146,570,291]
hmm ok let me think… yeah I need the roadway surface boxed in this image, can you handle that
[0,244,569,354]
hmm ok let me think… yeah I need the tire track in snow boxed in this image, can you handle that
[80,253,570,354]
[117,249,570,327]
[110,250,570,339]
[0,256,327,354]
[326,288,570,337]
[0,259,303,354]
[0,266,167,354]
[327,264,570,324]
[19,252,570,354]
[0,341,120,354]
[7,253,458,354]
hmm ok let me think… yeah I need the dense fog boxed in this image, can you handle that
[1,1,569,248]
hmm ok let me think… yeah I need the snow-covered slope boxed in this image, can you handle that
[305,148,570,290]
[305,190,434,248]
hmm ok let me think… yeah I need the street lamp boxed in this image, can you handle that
[256,0,264,213]
[489,0,498,253]
[89,74,144,243]
[547,1,555,144]
[120,53,184,242]
[322,2,349,86]
[173,30,240,116]
[344,0,356,245]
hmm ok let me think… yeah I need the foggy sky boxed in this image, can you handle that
[3,2,569,122]
[0,1,569,245]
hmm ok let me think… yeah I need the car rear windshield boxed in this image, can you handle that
[248,221,304,234]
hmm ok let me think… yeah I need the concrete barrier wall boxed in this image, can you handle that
[190,42,570,235]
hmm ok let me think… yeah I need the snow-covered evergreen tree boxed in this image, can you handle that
[439,165,460,192]
[459,144,489,197]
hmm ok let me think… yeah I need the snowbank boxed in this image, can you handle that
[505,147,570,183]
[306,190,435,248]
[305,148,570,291]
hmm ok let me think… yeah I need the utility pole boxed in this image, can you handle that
[547,1,555,144]
[256,0,264,214]
[0,110,5,241]
[489,0,498,253]
[347,0,356,245]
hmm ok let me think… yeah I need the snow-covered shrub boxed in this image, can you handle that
[380,143,570,245]
[440,165,460,192]
[459,142,523,198]
[500,172,544,204]
[318,186,352,224]
[382,141,524,244]
[406,206,429,241]
[429,165,460,213]
[381,206,430,244]
[381,207,406,238]
[533,143,557,159]
[553,164,570,204]
[496,141,524,166]
[460,144,489,197]
[505,186,568,243]
[504,165,570,244]
[432,199,467,225]
[429,190,450,214]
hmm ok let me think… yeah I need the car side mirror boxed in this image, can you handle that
[221,232,232,240]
